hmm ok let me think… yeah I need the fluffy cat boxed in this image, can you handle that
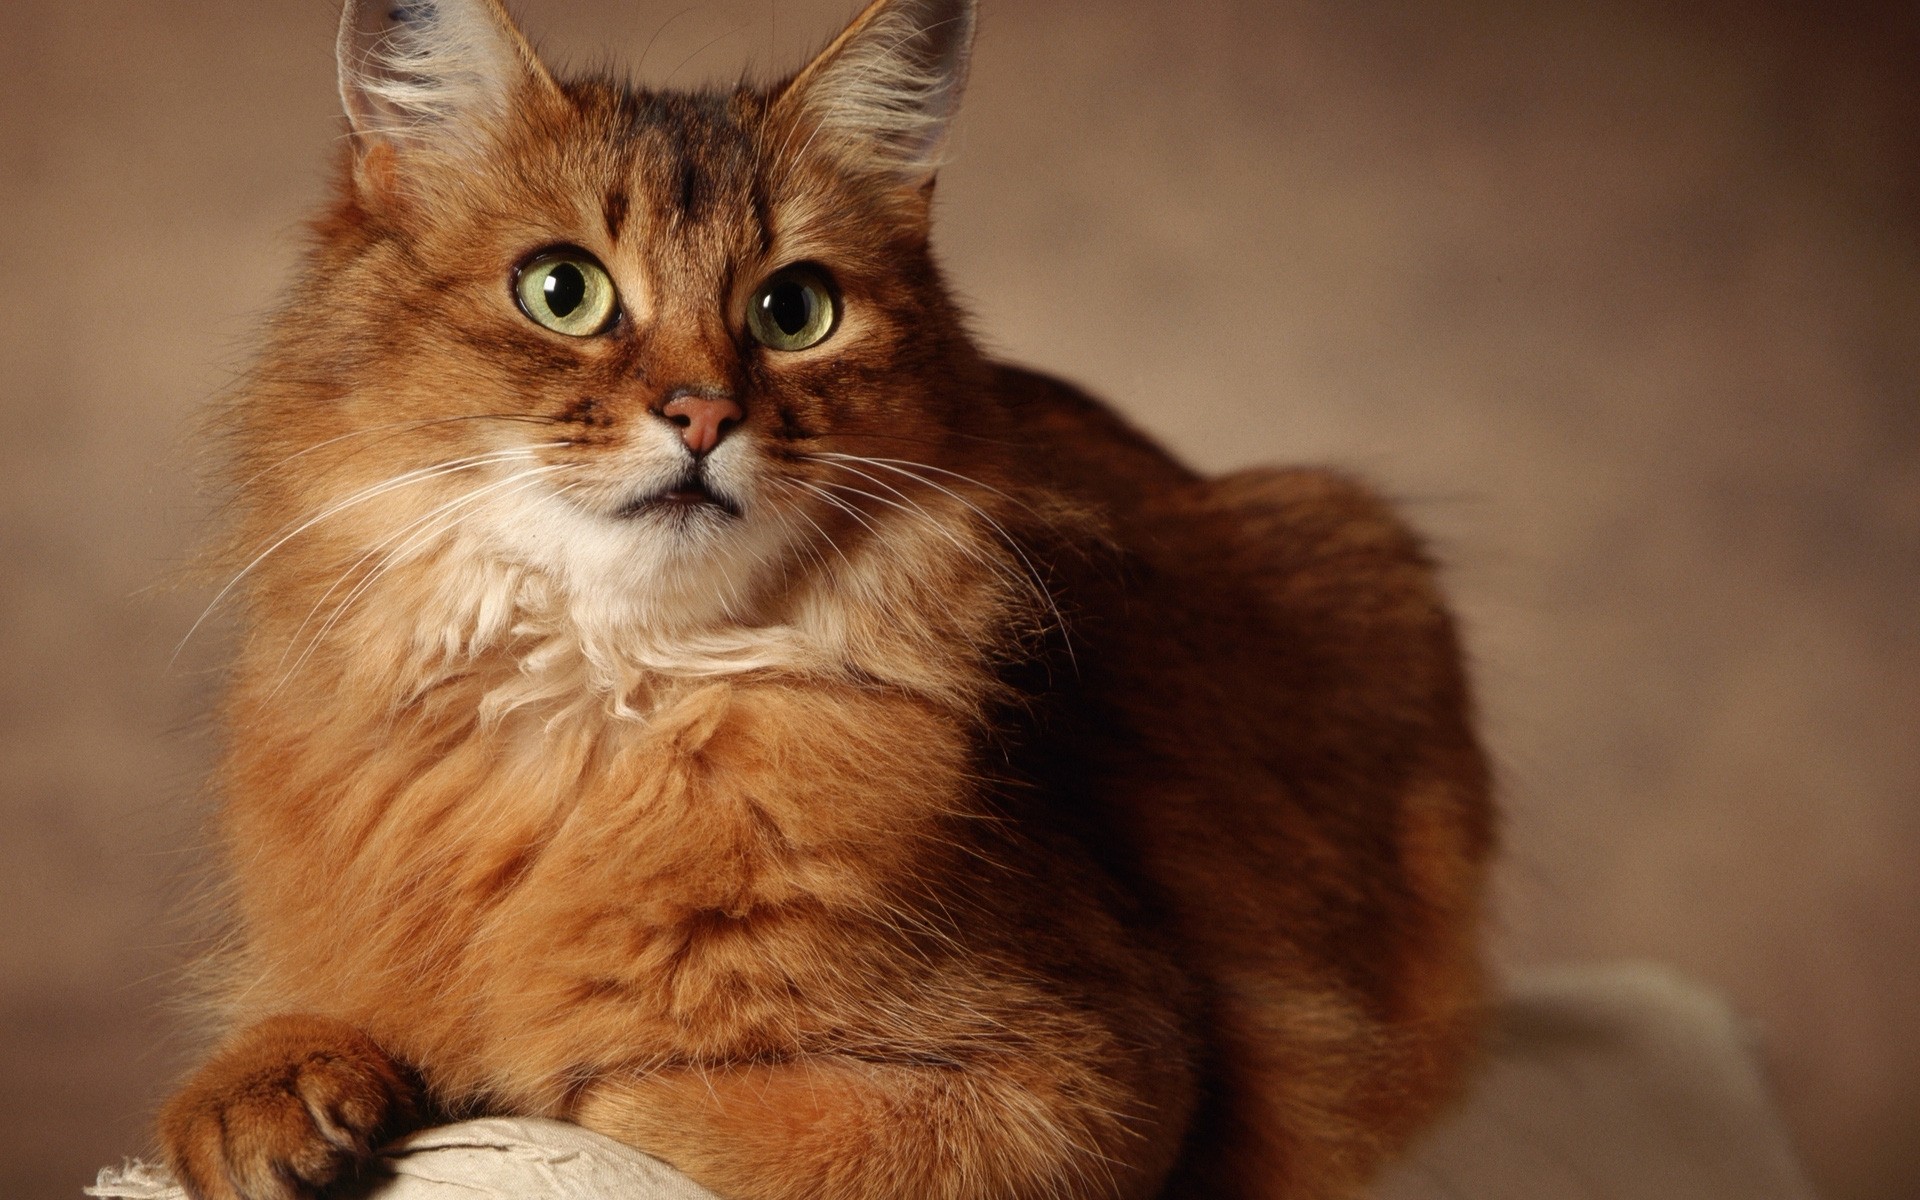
[156,1,1494,1198]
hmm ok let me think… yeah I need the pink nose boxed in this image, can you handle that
[660,392,744,455]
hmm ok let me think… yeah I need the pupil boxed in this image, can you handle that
[543,264,586,318]
[768,283,812,336]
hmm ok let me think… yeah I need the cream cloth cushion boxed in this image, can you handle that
[1375,963,1817,1199]
[93,964,1817,1200]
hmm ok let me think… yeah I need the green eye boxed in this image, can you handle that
[747,265,838,352]
[514,250,618,336]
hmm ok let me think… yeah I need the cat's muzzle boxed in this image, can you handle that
[613,466,742,521]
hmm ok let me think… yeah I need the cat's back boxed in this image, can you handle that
[992,364,1471,708]
[990,364,1201,508]
[993,355,1491,926]
[1004,358,1491,869]
[994,362,1494,1190]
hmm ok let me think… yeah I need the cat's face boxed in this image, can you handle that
[244,0,986,646]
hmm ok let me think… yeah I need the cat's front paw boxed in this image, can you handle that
[158,1015,422,1200]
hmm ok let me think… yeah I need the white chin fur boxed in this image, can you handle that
[395,438,825,723]
[495,437,788,629]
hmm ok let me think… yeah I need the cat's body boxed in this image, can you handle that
[158,3,1493,1199]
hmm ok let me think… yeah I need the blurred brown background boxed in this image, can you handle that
[2,0,1915,1196]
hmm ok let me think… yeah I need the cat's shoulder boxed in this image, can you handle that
[989,363,1200,499]
[1199,466,1435,575]
[989,361,1434,579]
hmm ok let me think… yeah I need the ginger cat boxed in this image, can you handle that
[157,1,1494,1198]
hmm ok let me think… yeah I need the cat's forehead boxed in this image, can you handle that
[463,79,869,291]
[583,88,746,184]
[339,0,959,282]
[470,81,780,279]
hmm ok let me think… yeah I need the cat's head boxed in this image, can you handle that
[226,0,1058,709]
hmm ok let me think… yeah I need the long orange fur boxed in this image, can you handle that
[158,2,1495,1198]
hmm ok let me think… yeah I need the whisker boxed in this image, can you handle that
[825,454,1075,651]
[773,480,856,574]
[232,414,564,493]
[766,478,860,603]
[818,453,1068,573]
[811,475,1052,637]
[636,3,706,79]
[175,445,567,662]
[813,451,1053,523]
[812,473,999,572]
[271,466,570,695]
[271,463,569,678]
[807,457,1075,664]
[788,478,883,537]
[814,477,1025,593]
[663,21,751,89]
[851,429,1022,450]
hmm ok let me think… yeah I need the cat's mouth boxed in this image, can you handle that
[613,470,742,520]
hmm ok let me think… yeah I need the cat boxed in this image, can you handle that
[155,1,1494,1198]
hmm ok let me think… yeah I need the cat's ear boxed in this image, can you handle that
[772,0,977,189]
[336,0,560,161]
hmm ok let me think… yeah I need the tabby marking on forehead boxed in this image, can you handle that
[602,188,630,242]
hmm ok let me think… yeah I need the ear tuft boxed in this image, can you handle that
[775,0,977,186]
[337,0,555,152]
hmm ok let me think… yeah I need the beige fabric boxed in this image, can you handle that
[1376,964,1818,1199]
[87,1119,719,1200]
[91,965,1816,1200]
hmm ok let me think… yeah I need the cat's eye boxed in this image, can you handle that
[747,265,839,352]
[514,249,619,337]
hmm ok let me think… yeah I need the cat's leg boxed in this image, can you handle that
[572,1052,1186,1200]
[157,1014,425,1200]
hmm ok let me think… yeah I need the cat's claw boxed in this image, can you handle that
[158,1015,422,1200]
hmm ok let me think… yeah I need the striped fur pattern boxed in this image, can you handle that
[157,2,1496,1199]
